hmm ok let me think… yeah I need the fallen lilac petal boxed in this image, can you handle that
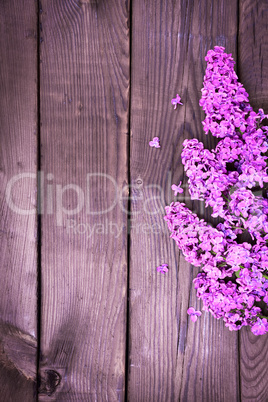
[149,137,161,148]
[156,264,169,274]
[187,307,202,322]
[171,182,184,196]
[171,94,183,109]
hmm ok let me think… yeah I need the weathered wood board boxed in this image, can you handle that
[0,1,38,400]
[39,1,129,399]
[128,1,240,401]
[239,1,268,401]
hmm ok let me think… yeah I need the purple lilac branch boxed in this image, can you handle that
[165,46,268,335]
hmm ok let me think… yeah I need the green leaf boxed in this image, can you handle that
[235,270,240,278]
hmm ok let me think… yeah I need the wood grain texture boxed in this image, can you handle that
[239,327,268,402]
[0,321,36,401]
[239,0,268,112]
[128,1,240,400]
[239,1,268,400]
[39,0,129,399]
[0,1,37,400]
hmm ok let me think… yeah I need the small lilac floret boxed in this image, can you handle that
[171,181,184,196]
[149,137,160,148]
[187,307,202,322]
[156,264,169,274]
[171,94,183,109]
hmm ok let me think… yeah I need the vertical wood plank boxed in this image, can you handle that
[0,1,37,400]
[239,0,268,112]
[129,1,240,400]
[39,1,129,399]
[239,1,268,400]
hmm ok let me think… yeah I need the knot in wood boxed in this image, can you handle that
[39,369,61,396]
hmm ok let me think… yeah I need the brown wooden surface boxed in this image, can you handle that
[1,0,268,400]
[239,0,268,113]
[39,0,129,399]
[239,1,268,401]
[0,1,37,400]
[128,1,240,401]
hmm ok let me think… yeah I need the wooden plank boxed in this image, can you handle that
[0,1,37,400]
[129,1,240,400]
[239,0,268,112]
[39,1,129,399]
[239,1,268,400]
[239,329,268,402]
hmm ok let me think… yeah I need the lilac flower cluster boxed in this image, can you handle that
[165,46,268,335]
[165,203,268,335]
